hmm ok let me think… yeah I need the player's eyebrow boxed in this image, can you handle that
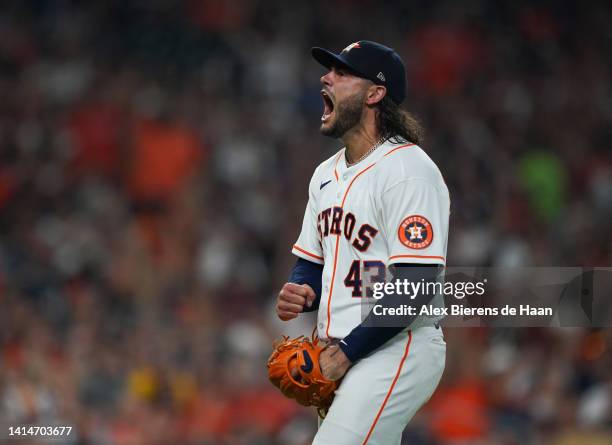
[330,64,359,77]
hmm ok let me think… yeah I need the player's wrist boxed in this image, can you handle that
[337,339,356,364]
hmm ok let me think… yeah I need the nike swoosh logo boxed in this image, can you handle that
[320,180,332,190]
[300,350,313,373]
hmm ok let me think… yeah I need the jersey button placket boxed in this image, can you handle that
[321,285,329,332]
[339,172,350,198]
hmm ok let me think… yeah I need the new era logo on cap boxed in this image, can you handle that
[377,72,385,82]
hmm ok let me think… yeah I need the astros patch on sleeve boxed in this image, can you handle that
[382,178,449,265]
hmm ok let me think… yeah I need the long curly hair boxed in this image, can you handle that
[375,96,424,145]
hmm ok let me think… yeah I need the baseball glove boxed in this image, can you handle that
[267,331,338,413]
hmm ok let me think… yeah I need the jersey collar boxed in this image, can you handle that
[335,139,393,179]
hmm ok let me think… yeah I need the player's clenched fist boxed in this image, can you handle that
[276,283,316,321]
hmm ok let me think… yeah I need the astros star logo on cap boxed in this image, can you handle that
[342,42,361,53]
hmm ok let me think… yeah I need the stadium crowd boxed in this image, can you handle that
[0,1,611,444]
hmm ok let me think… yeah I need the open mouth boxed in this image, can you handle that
[321,90,335,122]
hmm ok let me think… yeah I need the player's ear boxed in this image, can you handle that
[365,84,387,106]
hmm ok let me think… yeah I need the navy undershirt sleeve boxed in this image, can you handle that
[338,264,442,363]
[288,258,323,312]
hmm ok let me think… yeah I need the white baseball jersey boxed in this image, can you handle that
[292,140,450,340]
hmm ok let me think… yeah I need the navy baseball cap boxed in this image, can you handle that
[311,40,407,104]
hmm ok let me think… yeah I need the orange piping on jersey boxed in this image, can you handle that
[383,143,415,157]
[333,151,342,181]
[340,163,375,206]
[325,162,377,338]
[389,254,445,262]
[362,330,412,445]
[325,235,342,337]
[293,244,324,261]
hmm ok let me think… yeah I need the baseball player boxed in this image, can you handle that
[276,41,449,444]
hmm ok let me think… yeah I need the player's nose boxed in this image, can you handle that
[320,71,332,86]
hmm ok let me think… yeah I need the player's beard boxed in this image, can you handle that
[321,90,365,139]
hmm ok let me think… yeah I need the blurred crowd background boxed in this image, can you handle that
[1,0,611,444]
